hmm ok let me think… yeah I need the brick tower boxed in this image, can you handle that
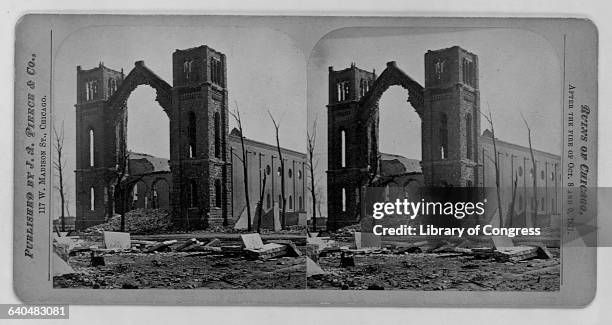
[326,63,377,230]
[422,46,480,187]
[170,46,232,228]
[74,63,125,229]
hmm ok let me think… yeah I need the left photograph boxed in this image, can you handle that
[51,25,310,289]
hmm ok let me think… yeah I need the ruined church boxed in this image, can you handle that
[326,46,561,231]
[74,45,307,230]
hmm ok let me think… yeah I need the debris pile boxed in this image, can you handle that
[305,232,560,291]
[85,209,172,234]
[53,231,308,289]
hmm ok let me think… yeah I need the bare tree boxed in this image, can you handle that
[505,172,518,227]
[109,152,145,232]
[481,109,503,227]
[255,173,267,233]
[306,119,319,231]
[521,113,538,223]
[268,110,286,229]
[52,121,67,232]
[230,102,253,231]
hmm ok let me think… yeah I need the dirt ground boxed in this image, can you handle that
[307,249,560,291]
[54,251,306,289]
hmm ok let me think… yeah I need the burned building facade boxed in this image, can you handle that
[75,45,232,230]
[326,46,560,230]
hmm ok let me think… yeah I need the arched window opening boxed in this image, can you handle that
[132,183,139,209]
[439,113,448,159]
[340,129,347,167]
[151,183,159,209]
[288,169,293,178]
[183,59,192,80]
[188,112,197,158]
[215,179,222,208]
[214,112,221,158]
[278,195,282,208]
[90,187,95,211]
[89,129,95,167]
[266,194,271,209]
[341,188,346,212]
[266,165,271,175]
[189,180,198,208]
[466,113,473,160]
[289,195,293,210]
[299,196,303,211]
[277,167,282,176]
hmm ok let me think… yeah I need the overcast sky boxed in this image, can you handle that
[307,27,562,215]
[53,25,306,217]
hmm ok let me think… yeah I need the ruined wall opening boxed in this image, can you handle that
[378,85,422,162]
[126,85,170,160]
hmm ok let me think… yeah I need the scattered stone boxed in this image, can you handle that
[340,251,355,267]
[143,240,178,253]
[245,243,287,260]
[241,233,264,250]
[494,246,538,262]
[306,257,326,277]
[175,238,198,251]
[103,231,131,249]
[204,238,222,247]
[367,284,384,290]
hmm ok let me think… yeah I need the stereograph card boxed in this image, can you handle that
[12,15,597,307]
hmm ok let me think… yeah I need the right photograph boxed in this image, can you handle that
[305,27,563,291]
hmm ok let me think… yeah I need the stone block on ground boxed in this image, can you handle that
[245,243,287,260]
[355,232,381,249]
[103,231,131,250]
[491,236,514,250]
[52,252,74,276]
[268,240,302,257]
[306,257,326,277]
[494,246,538,262]
[241,233,264,250]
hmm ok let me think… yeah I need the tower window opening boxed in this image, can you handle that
[466,113,473,159]
[336,81,350,101]
[214,112,221,158]
[90,187,95,211]
[188,112,197,158]
[340,129,347,167]
[341,188,346,212]
[210,58,223,86]
[189,180,198,208]
[439,113,448,159]
[89,129,95,167]
[183,59,192,80]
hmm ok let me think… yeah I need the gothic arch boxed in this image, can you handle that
[107,61,173,117]
[359,61,424,122]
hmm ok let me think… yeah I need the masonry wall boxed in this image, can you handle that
[229,134,307,228]
[479,134,561,227]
